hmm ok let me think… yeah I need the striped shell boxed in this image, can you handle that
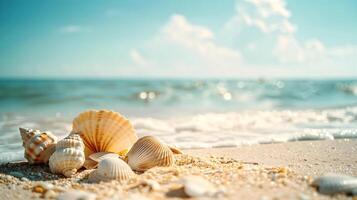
[88,157,135,183]
[126,136,174,172]
[49,133,85,177]
[72,110,138,168]
[19,128,57,164]
[312,174,357,195]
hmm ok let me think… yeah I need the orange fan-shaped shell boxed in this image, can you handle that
[72,110,138,160]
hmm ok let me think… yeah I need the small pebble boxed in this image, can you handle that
[21,177,29,182]
[57,190,96,200]
[179,175,221,197]
[44,190,57,199]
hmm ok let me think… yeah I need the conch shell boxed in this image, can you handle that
[125,136,174,172]
[88,157,135,183]
[72,110,138,169]
[49,133,85,177]
[19,128,57,164]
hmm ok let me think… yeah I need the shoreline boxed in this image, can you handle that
[1,139,356,199]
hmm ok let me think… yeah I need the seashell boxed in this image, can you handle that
[83,152,120,169]
[88,157,135,183]
[126,136,174,172]
[72,110,138,168]
[57,190,96,200]
[179,175,221,197]
[19,127,57,164]
[168,145,183,154]
[49,133,85,177]
[312,174,357,195]
[89,152,120,162]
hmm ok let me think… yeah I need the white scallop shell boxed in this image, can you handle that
[49,133,85,177]
[19,127,57,164]
[72,110,138,168]
[312,174,357,195]
[126,136,174,172]
[88,157,135,183]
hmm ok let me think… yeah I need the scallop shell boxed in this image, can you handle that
[312,174,357,195]
[19,128,57,164]
[72,110,138,168]
[126,136,174,172]
[49,133,85,177]
[88,157,135,183]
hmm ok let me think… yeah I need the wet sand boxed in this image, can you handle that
[0,140,356,200]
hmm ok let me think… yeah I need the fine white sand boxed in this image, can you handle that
[0,140,356,200]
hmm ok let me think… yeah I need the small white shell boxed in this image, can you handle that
[126,136,174,172]
[49,133,85,177]
[312,174,357,195]
[88,157,135,183]
[19,128,57,164]
[83,152,120,169]
[179,175,219,197]
[89,152,119,163]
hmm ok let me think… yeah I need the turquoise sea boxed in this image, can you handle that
[0,79,357,163]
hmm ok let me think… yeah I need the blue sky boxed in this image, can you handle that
[0,0,356,78]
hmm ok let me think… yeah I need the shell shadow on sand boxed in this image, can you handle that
[0,162,64,181]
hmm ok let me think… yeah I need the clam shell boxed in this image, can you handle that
[312,174,357,195]
[72,110,138,168]
[126,136,174,172]
[49,133,85,177]
[88,157,135,183]
[19,128,57,164]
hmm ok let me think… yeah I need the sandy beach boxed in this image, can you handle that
[0,139,356,200]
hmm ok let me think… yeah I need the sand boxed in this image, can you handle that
[0,140,356,200]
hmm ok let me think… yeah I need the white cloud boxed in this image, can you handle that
[160,14,241,64]
[59,25,91,34]
[125,1,356,77]
[247,0,290,18]
[226,0,296,34]
[274,35,325,63]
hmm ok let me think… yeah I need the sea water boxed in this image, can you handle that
[0,79,356,163]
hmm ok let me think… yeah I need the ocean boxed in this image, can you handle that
[0,78,357,163]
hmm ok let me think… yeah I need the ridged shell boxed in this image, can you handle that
[88,157,135,183]
[72,110,138,168]
[83,152,120,169]
[49,133,85,177]
[312,174,357,195]
[126,136,174,172]
[19,128,57,164]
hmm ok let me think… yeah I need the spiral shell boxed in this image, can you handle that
[19,128,57,164]
[49,133,85,177]
[88,157,135,183]
[126,136,174,172]
[72,110,138,169]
